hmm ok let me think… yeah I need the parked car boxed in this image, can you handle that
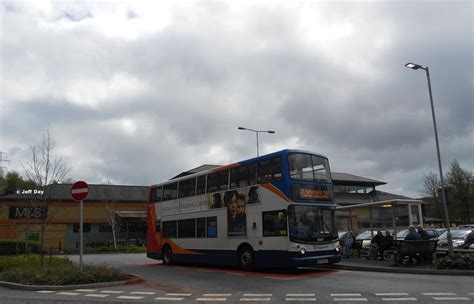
[458,224,474,229]
[355,230,374,249]
[438,229,474,249]
[396,227,441,240]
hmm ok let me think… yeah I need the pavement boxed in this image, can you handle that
[329,255,474,275]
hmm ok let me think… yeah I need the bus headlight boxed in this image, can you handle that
[300,247,306,255]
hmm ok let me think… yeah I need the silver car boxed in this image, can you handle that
[438,229,474,249]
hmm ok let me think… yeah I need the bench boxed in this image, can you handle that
[350,240,364,258]
[393,240,438,265]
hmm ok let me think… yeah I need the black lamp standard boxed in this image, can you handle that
[404,62,453,255]
[238,127,275,157]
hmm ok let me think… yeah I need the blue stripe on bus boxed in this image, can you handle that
[148,249,341,268]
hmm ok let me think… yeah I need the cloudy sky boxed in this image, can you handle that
[1,0,472,198]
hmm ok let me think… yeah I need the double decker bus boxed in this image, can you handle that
[147,149,340,270]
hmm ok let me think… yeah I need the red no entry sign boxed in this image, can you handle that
[71,181,89,201]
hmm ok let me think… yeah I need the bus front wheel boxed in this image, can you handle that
[238,246,255,271]
[162,245,173,265]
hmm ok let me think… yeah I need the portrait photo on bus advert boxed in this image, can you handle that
[226,190,247,236]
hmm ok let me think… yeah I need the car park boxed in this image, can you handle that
[396,227,441,240]
[458,224,474,229]
[438,229,474,249]
[355,230,374,249]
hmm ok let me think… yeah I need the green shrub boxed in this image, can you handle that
[84,246,146,254]
[0,255,71,271]
[435,254,474,270]
[0,255,125,285]
[0,264,124,285]
[0,240,39,255]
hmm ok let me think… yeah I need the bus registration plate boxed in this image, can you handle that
[317,259,328,264]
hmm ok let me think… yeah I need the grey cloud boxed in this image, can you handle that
[1,1,472,198]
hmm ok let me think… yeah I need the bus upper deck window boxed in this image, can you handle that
[153,187,163,203]
[179,178,196,198]
[162,183,178,201]
[258,157,282,182]
[230,164,257,189]
[196,175,206,195]
[207,171,229,193]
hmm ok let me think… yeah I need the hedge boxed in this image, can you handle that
[0,255,125,285]
[436,254,474,270]
[0,240,39,255]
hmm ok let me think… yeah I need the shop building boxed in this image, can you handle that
[0,184,148,252]
[332,172,426,233]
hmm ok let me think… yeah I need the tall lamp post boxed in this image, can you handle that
[238,127,275,157]
[404,62,453,256]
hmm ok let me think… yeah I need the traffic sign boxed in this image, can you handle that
[71,181,89,201]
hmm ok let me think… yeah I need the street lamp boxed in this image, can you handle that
[238,127,275,157]
[404,62,454,256]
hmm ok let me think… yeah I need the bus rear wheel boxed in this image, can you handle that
[162,245,173,265]
[238,246,255,271]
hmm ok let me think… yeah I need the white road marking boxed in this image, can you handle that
[331,294,362,297]
[131,291,156,295]
[37,291,55,294]
[244,294,272,297]
[240,298,271,301]
[422,293,456,296]
[432,297,470,301]
[100,290,125,293]
[155,297,185,301]
[117,295,145,299]
[202,294,232,297]
[333,298,368,302]
[381,298,417,301]
[286,298,317,301]
[287,294,316,297]
[376,293,409,296]
[75,289,97,292]
[166,293,193,296]
[84,294,109,298]
[57,292,79,296]
[196,298,227,301]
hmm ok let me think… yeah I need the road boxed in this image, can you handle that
[0,253,472,303]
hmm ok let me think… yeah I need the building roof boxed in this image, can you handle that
[335,190,415,206]
[171,164,220,179]
[331,172,386,187]
[0,184,149,203]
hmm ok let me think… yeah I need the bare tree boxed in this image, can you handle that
[23,128,70,186]
[106,202,118,249]
[22,127,71,266]
[103,181,118,249]
[446,160,473,224]
[420,171,444,220]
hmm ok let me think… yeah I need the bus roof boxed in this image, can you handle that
[150,149,329,187]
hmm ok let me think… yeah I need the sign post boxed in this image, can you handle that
[71,181,89,272]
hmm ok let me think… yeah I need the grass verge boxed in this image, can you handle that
[0,255,126,285]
